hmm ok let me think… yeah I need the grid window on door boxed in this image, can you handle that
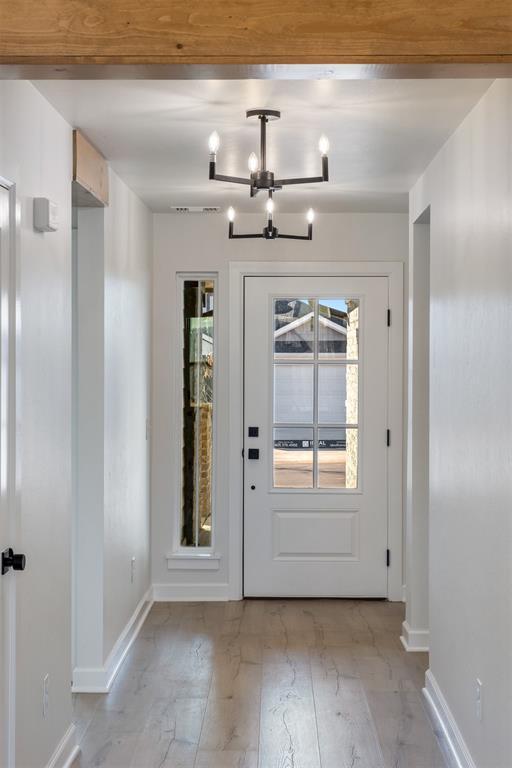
[273,298,359,489]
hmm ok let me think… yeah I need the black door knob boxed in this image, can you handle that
[1,548,26,576]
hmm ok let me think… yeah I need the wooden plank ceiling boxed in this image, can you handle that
[0,0,511,72]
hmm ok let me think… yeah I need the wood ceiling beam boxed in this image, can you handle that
[0,0,511,77]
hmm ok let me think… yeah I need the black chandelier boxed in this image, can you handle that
[208,109,329,241]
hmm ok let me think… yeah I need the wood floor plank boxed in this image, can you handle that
[194,750,258,768]
[129,697,207,768]
[95,667,163,713]
[237,599,266,635]
[197,697,261,752]
[259,661,321,768]
[355,654,424,693]
[72,692,103,742]
[197,613,263,760]
[367,691,447,768]
[78,729,140,767]
[157,622,216,699]
[310,646,385,768]
[209,634,262,700]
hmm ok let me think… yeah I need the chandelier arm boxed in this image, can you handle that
[229,221,312,240]
[276,224,313,241]
[276,155,329,186]
[211,172,252,186]
[276,233,311,241]
[229,233,265,239]
[228,221,262,239]
[275,175,325,186]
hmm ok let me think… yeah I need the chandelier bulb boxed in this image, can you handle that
[266,198,275,216]
[307,208,315,224]
[319,135,330,156]
[208,131,220,154]
[227,206,236,222]
[248,152,259,173]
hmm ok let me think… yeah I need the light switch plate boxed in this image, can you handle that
[34,198,59,232]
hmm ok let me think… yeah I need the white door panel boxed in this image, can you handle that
[244,276,389,597]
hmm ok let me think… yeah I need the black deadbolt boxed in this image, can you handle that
[1,548,26,576]
[248,448,259,460]
[248,427,259,437]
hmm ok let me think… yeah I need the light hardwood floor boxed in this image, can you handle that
[72,600,446,768]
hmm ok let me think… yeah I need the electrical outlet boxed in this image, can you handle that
[476,678,483,721]
[131,557,136,584]
[43,674,49,718]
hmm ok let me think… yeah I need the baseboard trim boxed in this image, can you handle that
[45,724,80,768]
[423,669,476,768]
[72,588,153,693]
[400,620,429,652]
[152,582,230,601]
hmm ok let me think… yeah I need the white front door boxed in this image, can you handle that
[244,275,389,597]
[0,182,15,767]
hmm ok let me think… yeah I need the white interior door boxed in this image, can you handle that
[0,182,15,767]
[244,275,389,597]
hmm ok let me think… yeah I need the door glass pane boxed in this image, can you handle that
[319,298,359,359]
[270,295,361,491]
[274,428,313,488]
[317,428,358,489]
[318,364,358,424]
[274,298,314,358]
[274,365,314,423]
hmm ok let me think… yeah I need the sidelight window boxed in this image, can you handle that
[180,278,215,547]
[272,298,360,489]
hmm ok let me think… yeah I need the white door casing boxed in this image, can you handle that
[0,179,16,768]
[244,275,389,597]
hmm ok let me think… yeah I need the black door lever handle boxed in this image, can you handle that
[1,548,26,576]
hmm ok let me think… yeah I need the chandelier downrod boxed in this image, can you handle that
[260,115,267,170]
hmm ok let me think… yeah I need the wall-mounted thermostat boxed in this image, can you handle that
[33,198,59,232]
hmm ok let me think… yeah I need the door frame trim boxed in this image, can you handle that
[0,174,18,768]
[228,260,404,601]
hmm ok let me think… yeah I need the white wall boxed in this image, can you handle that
[151,213,408,596]
[73,169,152,683]
[103,169,152,658]
[410,79,512,767]
[0,81,73,768]
[75,208,105,672]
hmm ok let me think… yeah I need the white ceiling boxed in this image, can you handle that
[33,79,491,213]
